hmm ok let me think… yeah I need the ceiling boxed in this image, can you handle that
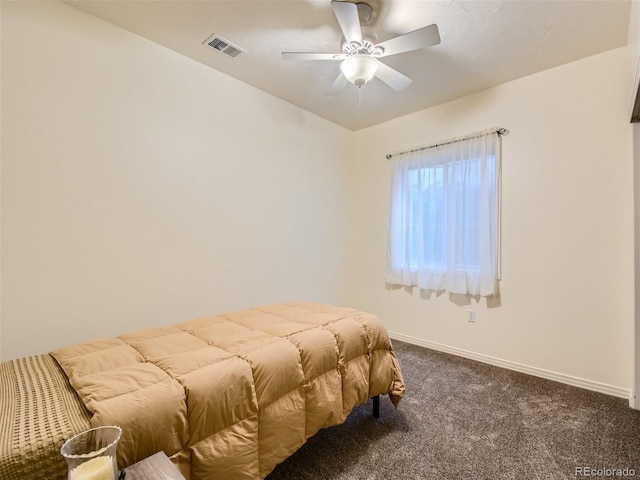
[65,0,632,131]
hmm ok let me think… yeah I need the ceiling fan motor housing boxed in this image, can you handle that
[341,26,380,56]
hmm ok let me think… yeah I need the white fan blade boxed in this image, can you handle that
[282,52,344,61]
[331,1,362,45]
[374,60,412,91]
[326,73,349,96]
[376,24,440,57]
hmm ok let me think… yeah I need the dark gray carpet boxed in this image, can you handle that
[266,340,640,480]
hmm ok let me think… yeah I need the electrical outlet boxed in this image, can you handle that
[467,310,475,322]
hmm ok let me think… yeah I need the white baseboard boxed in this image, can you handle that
[389,331,632,401]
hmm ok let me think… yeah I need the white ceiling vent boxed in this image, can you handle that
[203,34,246,59]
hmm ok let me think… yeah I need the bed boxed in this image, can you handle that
[0,302,405,480]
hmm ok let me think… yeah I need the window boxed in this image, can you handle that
[386,129,501,296]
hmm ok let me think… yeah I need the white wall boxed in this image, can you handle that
[0,1,352,360]
[348,47,635,396]
[629,0,640,410]
[629,0,640,120]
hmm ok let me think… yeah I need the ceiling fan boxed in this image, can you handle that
[281,1,441,95]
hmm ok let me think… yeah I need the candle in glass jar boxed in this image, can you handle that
[68,455,114,480]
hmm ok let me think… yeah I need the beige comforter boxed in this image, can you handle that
[51,302,405,480]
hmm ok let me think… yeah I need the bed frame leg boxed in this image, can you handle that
[372,395,380,418]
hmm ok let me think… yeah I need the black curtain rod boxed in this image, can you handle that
[385,128,509,160]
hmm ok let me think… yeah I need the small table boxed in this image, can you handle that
[121,451,185,480]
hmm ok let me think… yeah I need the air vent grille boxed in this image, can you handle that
[203,34,245,59]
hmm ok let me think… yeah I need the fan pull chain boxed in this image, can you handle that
[358,87,362,108]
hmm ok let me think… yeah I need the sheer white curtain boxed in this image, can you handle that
[386,128,501,296]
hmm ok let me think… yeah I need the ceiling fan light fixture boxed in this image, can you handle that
[340,54,378,87]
